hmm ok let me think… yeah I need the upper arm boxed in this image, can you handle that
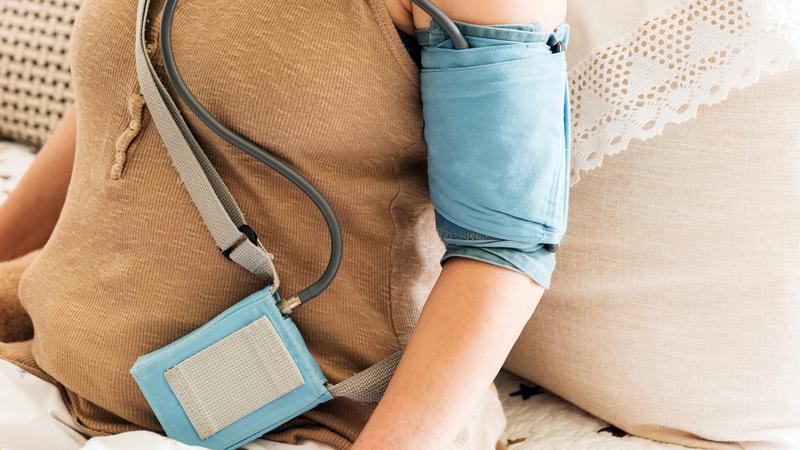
[410,0,567,32]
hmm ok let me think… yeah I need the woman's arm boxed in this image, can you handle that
[354,2,567,448]
[0,104,77,261]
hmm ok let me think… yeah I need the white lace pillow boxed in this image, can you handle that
[505,62,800,449]
[0,0,81,146]
[565,0,800,185]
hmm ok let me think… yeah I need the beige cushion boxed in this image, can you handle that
[505,62,800,449]
[0,0,81,145]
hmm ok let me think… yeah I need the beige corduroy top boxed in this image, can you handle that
[0,0,505,448]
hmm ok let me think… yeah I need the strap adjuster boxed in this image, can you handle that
[546,35,565,54]
[221,224,259,259]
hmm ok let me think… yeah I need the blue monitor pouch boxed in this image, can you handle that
[130,288,333,450]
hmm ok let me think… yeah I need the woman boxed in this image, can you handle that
[0,0,568,448]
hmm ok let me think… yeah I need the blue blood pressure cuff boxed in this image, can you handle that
[416,20,571,288]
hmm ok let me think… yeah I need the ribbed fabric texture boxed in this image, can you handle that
[0,0,506,448]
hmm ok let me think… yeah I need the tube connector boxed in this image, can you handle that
[277,296,302,315]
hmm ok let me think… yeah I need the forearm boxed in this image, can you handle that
[0,104,77,261]
[353,258,543,449]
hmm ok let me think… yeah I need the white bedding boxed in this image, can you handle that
[0,143,688,450]
[0,143,34,205]
[495,371,692,450]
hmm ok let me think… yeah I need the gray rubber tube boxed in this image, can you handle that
[159,0,467,304]
[160,0,341,303]
[412,0,470,49]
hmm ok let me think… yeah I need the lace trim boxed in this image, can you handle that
[568,0,800,185]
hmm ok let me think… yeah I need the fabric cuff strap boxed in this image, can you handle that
[420,21,572,247]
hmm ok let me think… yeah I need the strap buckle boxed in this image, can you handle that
[546,35,565,54]
[221,224,259,259]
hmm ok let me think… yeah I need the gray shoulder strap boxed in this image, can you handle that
[134,0,278,290]
[134,0,401,402]
[327,350,403,403]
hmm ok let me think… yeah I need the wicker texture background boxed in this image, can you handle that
[0,0,81,146]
